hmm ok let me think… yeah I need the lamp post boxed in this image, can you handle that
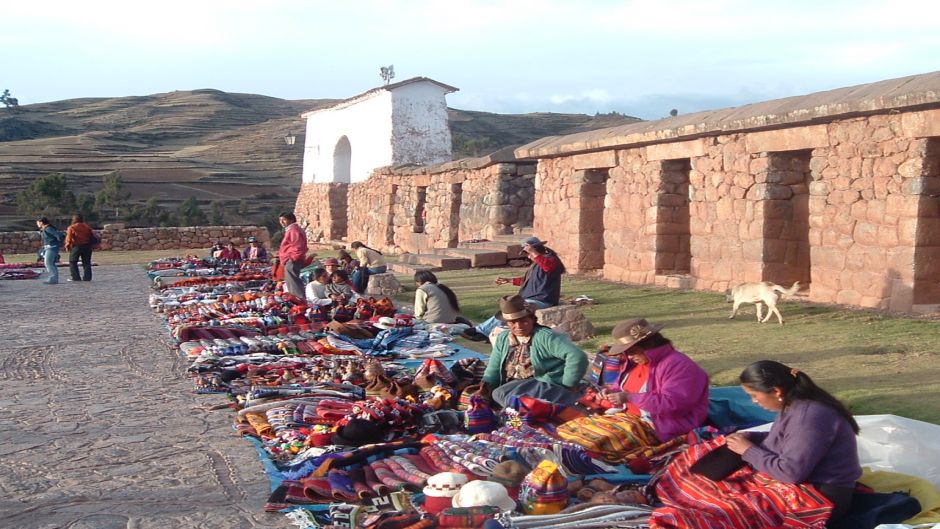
[284,132,296,146]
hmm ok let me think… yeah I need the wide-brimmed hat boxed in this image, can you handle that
[331,418,383,447]
[452,480,516,512]
[609,318,664,355]
[373,316,397,330]
[520,236,546,248]
[494,294,535,322]
[423,472,469,514]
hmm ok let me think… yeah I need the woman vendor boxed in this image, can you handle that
[726,360,862,522]
[650,361,862,529]
[601,318,709,442]
[482,294,588,407]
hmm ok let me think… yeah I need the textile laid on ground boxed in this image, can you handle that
[146,258,940,529]
[650,437,834,529]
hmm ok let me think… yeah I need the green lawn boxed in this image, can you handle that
[9,249,938,423]
[392,267,940,424]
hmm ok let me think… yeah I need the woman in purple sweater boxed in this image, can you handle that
[650,361,861,529]
[726,360,862,523]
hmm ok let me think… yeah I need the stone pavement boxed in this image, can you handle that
[0,265,286,528]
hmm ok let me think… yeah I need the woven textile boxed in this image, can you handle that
[650,438,834,529]
[555,412,664,463]
[587,351,623,388]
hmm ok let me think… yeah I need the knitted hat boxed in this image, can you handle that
[609,318,664,355]
[518,460,568,515]
[452,481,516,512]
[332,418,383,447]
[464,395,498,434]
[488,460,531,499]
[365,374,392,397]
[422,472,468,515]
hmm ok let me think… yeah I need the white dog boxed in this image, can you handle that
[727,281,801,325]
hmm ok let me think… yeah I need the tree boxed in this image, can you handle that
[16,173,72,221]
[126,197,166,227]
[95,172,130,217]
[209,200,226,225]
[669,109,679,117]
[1,89,19,110]
[74,192,98,221]
[175,197,207,226]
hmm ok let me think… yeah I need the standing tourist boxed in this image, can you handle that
[277,212,308,298]
[64,213,96,282]
[36,217,63,285]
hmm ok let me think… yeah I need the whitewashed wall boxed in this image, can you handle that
[301,80,454,184]
[390,83,453,166]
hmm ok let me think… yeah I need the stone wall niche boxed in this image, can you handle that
[761,150,812,289]
[913,137,940,311]
[578,168,609,271]
[655,159,691,274]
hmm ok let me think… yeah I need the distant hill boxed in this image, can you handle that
[0,90,641,231]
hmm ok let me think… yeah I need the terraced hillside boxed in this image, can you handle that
[0,90,640,230]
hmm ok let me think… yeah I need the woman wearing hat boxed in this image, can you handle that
[482,294,588,407]
[601,318,709,442]
[242,236,268,261]
[652,361,861,528]
[463,236,566,342]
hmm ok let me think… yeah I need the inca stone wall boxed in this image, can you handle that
[0,226,269,254]
[292,72,940,314]
[295,154,536,254]
[522,104,940,313]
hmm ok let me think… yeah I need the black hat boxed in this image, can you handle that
[331,418,384,447]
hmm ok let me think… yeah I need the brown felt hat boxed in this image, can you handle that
[609,318,664,355]
[494,294,536,322]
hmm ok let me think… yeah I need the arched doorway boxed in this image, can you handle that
[333,136,352,184]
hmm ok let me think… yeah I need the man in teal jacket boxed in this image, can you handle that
[482,294,588,407]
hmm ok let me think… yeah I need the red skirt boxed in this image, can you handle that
[651,438,833,529]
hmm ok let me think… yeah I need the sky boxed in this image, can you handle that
[3,0,940,120]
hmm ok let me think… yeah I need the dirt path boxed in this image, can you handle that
[0,265,285,528]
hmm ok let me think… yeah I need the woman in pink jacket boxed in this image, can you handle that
[602,318,710,442]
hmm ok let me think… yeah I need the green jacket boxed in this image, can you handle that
[482,326,588,390]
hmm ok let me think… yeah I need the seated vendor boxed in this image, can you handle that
[217,241,241,261]
[242,236,269,261]
[482,294,587,407]
[326,269,359,306]
[304,267,332,307]
[601,318,709,441]
[724,360,862,523]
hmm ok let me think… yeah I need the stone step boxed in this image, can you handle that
[436,247,508,267]
[390,262,439,275]
[399,253,471,270]
[458,239,524,259]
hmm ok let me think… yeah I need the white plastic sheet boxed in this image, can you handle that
[744,414,940,490]
[856,415,940,490]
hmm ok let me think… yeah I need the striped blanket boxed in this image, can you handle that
[651,438,833,529]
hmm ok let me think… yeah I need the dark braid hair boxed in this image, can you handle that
[740,360,859,434]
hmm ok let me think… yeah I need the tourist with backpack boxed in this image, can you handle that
[36,217,64,284]
[64,213,97,282]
